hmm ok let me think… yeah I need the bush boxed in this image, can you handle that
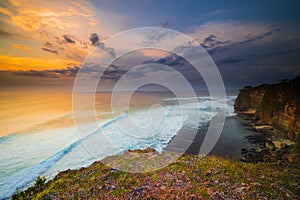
[12,176,47,199]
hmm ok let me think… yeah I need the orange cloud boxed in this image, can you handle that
[1,1,99,32]
[0,0,124,73]
[0,7,13,16]
[0,55,79,71]
[9,0,21,6]
[12,44,31,52]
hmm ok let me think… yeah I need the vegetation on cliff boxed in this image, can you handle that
[12,149,299,199]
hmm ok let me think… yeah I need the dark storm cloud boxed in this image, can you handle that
[63,35,76,44]
[12,67,79,78]
[201,34,229,49]
[89,33,99,46]
[41,47,58,54]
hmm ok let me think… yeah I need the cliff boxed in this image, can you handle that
[234,75,300,151]
[12,149,299,199]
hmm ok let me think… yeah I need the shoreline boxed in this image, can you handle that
[236,113,298,164]
[9,114,300,199]
[164,110,298,164]
[164,115,260,161]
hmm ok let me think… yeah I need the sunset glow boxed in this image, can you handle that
[0,1,299,198]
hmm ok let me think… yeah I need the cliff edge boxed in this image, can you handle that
[234,75,300,154]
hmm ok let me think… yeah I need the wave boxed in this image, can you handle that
[163,96,237,101]
[1,140,81,199]
[0,114,127,199]
[0,96,236,198]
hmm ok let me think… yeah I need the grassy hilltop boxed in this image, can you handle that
[13,149,299,199]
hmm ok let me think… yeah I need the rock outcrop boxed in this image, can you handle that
[234,75,300,154]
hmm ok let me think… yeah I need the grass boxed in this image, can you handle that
[12,150,300,199]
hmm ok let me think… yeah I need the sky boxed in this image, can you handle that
[0,0,299,91]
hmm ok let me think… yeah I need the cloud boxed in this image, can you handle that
[0,0,126,73]
[9,0,21,6]
[183,20,300,87]
[39,37,84,60]
[63,35,76,44]
[215,57,244,65]
[156,20,171,28]
[0,30,15,38]
[1,0,99,32]
[101,64,128,80]
[206,28,280,55]
[88,33,116,58]
[40,41,60,54]
[0,55,78,71]
[98,42,116,58]
[201,34,229,49]
[189,21,283,55]
[202,34,216,46]
[78,50,183,81]
[142,53,202,83]
[41,47,58,54]
[12,66,79,78]
[254,65,300,74]
[228,28,280,47]
[89,33,99,46]
[267,48,300,57]
[141,29,169,46]
[0,7,13,17]
[12,44,31,52]
[150,54,186,67]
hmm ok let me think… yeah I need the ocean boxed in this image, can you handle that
[0,90,236,198]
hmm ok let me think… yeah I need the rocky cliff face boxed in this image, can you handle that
[234,76,300,148]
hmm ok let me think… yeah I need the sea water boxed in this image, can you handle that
[0,91,235,198]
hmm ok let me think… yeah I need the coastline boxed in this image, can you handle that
[164,115,259,161]
[236,112,298,164]
[10,113,300,199]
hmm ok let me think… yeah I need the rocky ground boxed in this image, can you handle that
[238,113,299,164]
[234,75,300,165]
[12,148,300,200]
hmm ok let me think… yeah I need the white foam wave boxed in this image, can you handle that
[0,96,236,198]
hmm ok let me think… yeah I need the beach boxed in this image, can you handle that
[164,115,259,161]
